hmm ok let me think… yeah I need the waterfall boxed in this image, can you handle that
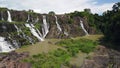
[80,20,89,35]
[35,17,39,23]
[8,35,20,48]
[42,15,49,38]
[64,31,69,36]
[26,14,30,22]
[14,24,22,35]
[36,29,43,37]
[0,36,15,52]
[12,40,19,48]
[7,10,12,22]
[25,23,44,41]
[2,17,4,21]
[55,16,62,32]
[14,24,34,44]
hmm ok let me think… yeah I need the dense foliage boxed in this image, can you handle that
[102,2,120,45]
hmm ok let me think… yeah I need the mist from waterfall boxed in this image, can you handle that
[80,20,89,35]
[0,36,15,52]
[7,10,12,22]
[42,15,49,38]
[55,16,62,32]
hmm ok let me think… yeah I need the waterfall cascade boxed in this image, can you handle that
[35,17,39,23]
[64,31,69,36]
[0,36,15,52]
[26,14,30,22]
[14,24,34,44]
[14,24,22,35]
[7,10,12,22]
[12,40,19,48]
[42,15,49,38]
[25,23,44,41]
[55,16,62,32]
[80,20,89,35]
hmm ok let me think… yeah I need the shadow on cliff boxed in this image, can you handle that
[99,37,120,52]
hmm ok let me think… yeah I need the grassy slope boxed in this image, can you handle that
[16,39,65,55]
[16,35,103,67]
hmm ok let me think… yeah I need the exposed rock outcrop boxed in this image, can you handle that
[0,51,31,68]
[81,46,120,68]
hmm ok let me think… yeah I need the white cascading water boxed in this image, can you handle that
[8,35,19,48]
[55,16,62,32]
[2,16,4,21]
[14,24,34,44]
[7,10,12,22]
[36,29,43,37]
[35,17,39,23]
[42,15,49,38]
[26,14,30,22]
[25,23,44,41]
[14,24,22,35]
[0,36,15,52]
[64,31,69,36]
[80,20,89,35]
[12,40,19,48]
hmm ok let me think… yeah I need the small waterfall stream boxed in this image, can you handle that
[35,17,39,23]
[7,10,12,22]
[80,20,89,35]
[25,23,44,41]
[14,24,34,44]
[42,15,49,38]
[64,31,69,36]
[26,14,30,22]
[14,24,22,35]
[55,16,62,32]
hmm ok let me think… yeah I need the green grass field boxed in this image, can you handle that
[16,35,103,68]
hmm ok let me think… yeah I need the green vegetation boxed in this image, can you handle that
[23,27,31,36]
[68,18,74,24]
[17,35,100,68]
[101,2,120,45]
[0,7,8,11]
[48,11,55,15]
[34,23,41,29]
[68,10,101,33]
[56,38,98,55]
[23,49,70,68]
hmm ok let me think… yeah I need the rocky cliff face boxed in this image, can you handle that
[0,8,96,52]
[81,46,120,68]
[0,51,31,68]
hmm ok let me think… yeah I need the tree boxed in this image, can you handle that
[112,2,120,12]
[48,11,55,15]
[102,2,120,45]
